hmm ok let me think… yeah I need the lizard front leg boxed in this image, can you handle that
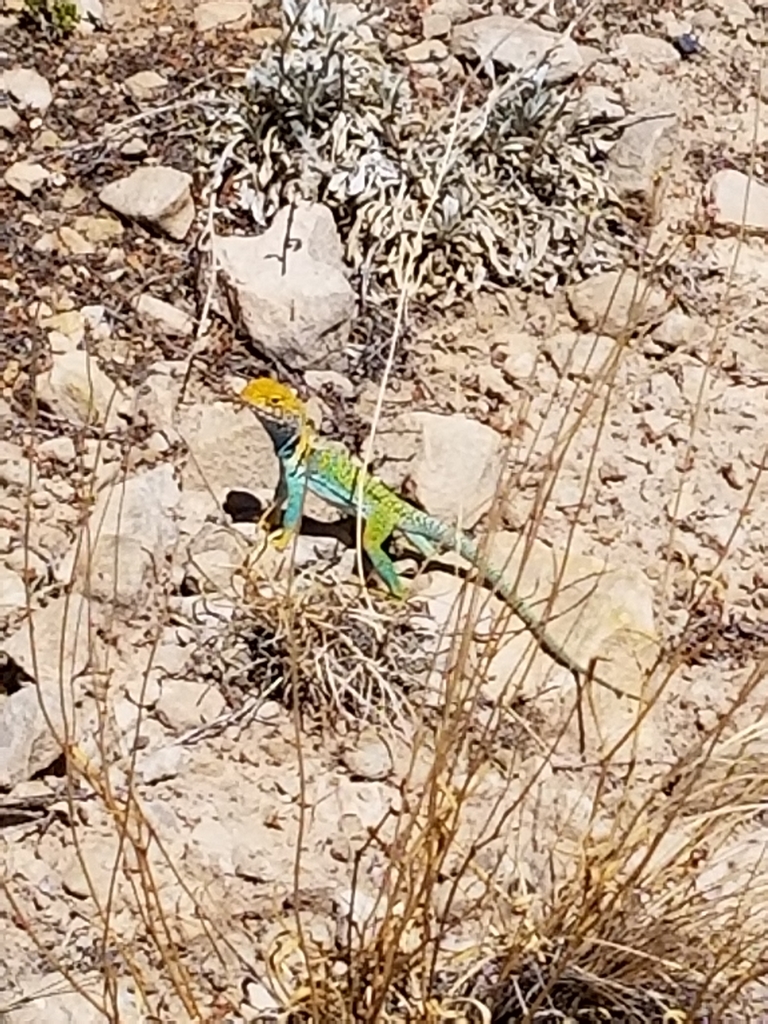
[270,463,307,551]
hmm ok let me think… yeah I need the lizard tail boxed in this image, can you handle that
[443,528,590,679]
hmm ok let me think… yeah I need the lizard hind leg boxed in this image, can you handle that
[362,513,405,599]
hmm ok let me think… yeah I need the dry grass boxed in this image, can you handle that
[5,259,767,1020]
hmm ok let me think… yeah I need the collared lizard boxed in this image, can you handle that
[240,377,625,696]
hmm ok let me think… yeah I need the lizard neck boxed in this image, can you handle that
[275,419,314,466]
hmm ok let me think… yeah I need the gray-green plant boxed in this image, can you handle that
[208,0,625,305]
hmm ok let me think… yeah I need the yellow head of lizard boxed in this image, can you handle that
[240,377,312,458]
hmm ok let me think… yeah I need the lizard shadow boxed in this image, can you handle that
[224,489,359,545]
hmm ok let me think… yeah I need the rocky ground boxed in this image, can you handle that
[2,0,768,1020]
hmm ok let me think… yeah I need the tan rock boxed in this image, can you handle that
[0,67,53,112]
[0,594,96,785]
[99,166,194,241]
[615,33,681,72]
[64,465,180,606]
[452,15,585,83]
[179,401,277,501]
[214,203,355,372]
[36,350,129,428]
[194,0,251,31]
[708,169,768,234]
[567,270,669,338]
[57,225,95,254]
[4,160,49,197]
[607,114,678,213]
[134,293,195,336]
[411,410,504,528]
[156,678,226,730]
[124,70,168,101]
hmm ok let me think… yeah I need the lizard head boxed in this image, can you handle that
[240,377,309,456]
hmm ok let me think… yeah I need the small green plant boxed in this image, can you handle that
[23,0,79,38]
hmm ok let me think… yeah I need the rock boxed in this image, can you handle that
[231,818,295,882]
[411,411,504,528]
[214,203,355,371]
[123,70,168,101]
[430,0,471,20]
[0,440,37,488]
[341,732,393,780]
[186,523,250,595]
[0,107,21,134]
[0,566,26,611]
[73,214,123,242]
[155,679,226,731]
[249,25,281,46]
[57,225,94,254]
[112,651,163,709]
[492,328,540,380]
[303,369,355,396]
[0,67,53,113]
[502,347,537,380]
[706,238,768,287]
[404,39,448,62]
[61,184,87,209]
[576,85,625,124]
[179,401,277,503]
[567,270,669,338]
[709,0,754,29]
[422,12,451,38]
[334,886,381,946]
[131,360,184,435]
[615,33,681,71]
[2,977,108,1024]
[0,690,47,788]
[242,980,281,1016]
[76,0,104,26]
[451,15,585,83]
[82,304,107,331]
[120,135,149,158]
[544,331,616,380]
[0,594,95,786]
[6,546,48,583]
[133,293,195,336]
[57,833,125,904]
[63,465,180,605]
[707,169,768,233]
[194,0,252,31]
[36,350,130,428]
[136,743,188,783]
[607,114,677,213]
[4,161,49,198]
[426,534,660,759]
[696,827,768,915]
[32,128,61,151]
[39,308,85,344]
[99,166,194,241]
[651,309,697,350]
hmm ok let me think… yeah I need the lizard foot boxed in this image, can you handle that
[269,527,295,552]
